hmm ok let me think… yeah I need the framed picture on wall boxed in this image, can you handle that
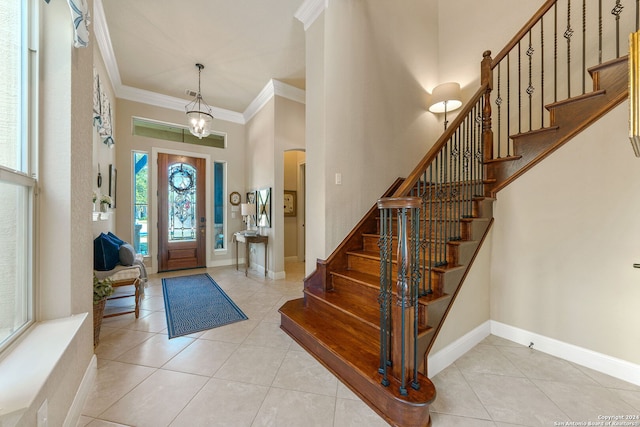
[109,164,117,208]
[284,190,296,217]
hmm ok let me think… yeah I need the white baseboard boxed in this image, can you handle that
[490,320,640,387]
[427,320,640,387]
[427,321,491,377]
[63,355,97,427]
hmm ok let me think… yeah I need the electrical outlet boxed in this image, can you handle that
[37,399,48,427]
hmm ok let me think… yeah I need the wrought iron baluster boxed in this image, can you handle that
[410,206,420,391]
[496,64,502,157]
[582,0,586,94]
[565,0,574,99]
[378,207,391,386]
[554,2,558,102]
[599,0,603,63]
[527,30,534,131]
[541,16,545,128]
[507,52,511,154]
[427,166,434,294]
[518,40,522,134]
[612,0,624,58]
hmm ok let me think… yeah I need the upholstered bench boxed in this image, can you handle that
[99,262,142,318]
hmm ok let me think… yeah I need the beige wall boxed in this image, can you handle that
[92,42,117,236]
[305,0,440,276]
[114,99,246,272]
[491,104,640,364]
[245,95,305,277]
[20,0,95,425]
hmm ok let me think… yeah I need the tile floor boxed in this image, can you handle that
[79,262,640,427]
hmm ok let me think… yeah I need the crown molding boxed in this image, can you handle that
[93,1,304,126]
[93,0,121,88]
[295,0,328,31]
[118,85,245,124]
[243,79,306,123]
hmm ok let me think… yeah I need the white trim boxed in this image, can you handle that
[490,320,640,387]
[120,85,245,125]
[63,355,97,427]
[295,0,328,31]
[0,314,87,424]
[427,321,491,377]
[93,0,121,89]
[243,79,306,123]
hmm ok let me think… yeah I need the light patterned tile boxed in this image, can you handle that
[533,379,638,423]
[497,346,598,386]
[431,364,492,420]
[430,413,498,427]
[242,320,293,349]
[115,334,194,367]
[454,344,523,377]
[82,360,156,417]
[271,350,338,396]
[162,339,238,377]
[214,345,287,386]
[99,369,208,427]
[464,372,568,426]
[170,378,269,427]
[334,398,388,427]
[252,388,335,427]
[94,329,155,361]
[199,318,260,343]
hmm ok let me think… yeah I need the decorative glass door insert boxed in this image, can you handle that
[168,163,197,241]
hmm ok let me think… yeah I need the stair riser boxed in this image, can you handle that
[305,290,380,333]
[331,274,379,300]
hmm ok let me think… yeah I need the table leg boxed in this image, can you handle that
[264,243,267,277]
[245,242,249,276]
[235,240,238,271]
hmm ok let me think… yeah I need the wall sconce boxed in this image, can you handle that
[428,82,462,130]
[241,203,256,231]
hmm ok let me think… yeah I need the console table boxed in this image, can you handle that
[233,233,268,277]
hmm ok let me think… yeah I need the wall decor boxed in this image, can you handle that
[92,67,114,147]
[257,187,271,228]
[284,190,296,217]
[109,164,117,208]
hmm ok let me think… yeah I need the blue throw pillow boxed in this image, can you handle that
[107,232,125,246]
[94,232,120,271]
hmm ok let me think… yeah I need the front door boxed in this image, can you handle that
[158,153,206,272]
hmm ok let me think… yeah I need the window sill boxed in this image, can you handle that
[0,313,87,424]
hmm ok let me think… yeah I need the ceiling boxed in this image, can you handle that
[97,0,307,117]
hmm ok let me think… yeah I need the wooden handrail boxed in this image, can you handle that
[491,0,557,67]
[391,83,489,198]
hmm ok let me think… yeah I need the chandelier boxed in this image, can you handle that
[185,63,213,139]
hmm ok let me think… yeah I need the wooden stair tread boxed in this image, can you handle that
[279,298,436,405]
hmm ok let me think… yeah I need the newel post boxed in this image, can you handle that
[481,50,494,194]
[377,196,421,396]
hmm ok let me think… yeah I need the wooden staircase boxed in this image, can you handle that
[280,1,632,425]
[280,181,494,426]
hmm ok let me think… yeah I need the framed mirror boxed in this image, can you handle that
[257,187,271,228]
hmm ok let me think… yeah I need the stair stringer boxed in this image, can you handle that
[485,56,628,197]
